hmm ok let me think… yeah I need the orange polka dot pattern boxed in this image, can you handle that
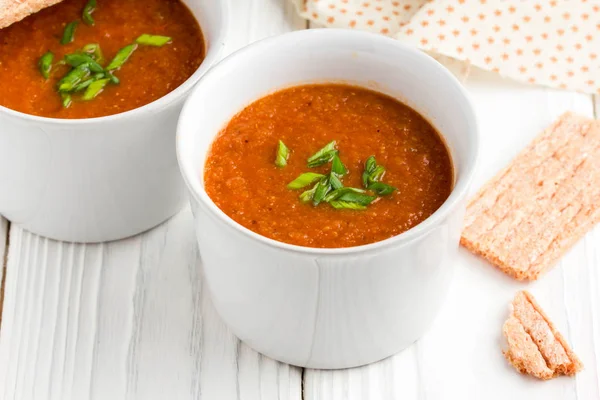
[292,0,600,94]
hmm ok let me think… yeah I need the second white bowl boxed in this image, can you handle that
[178,29,479,369]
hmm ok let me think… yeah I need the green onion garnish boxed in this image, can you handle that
[312,177,332,206]
[63,54,104,73]
[57,64,90,92]
[362,156,376,187]
[329,172,343,190]
[368,182,396,196]
[299,183,319,203]
[105,44,137,71]
[331,153,347,176]
[82,78,109,100]
[275,140,290,167]
[105,72,119,84]
[335,190,376,206]
[287,173,325,190]
[329,201,367,210]
[61,93,72,108]
[72,78,94,92]
[82,0,96,26]
[61,21,78,45]
[369,165,386,183]
[307,141,337,168]
[362,156,387,187]
[38,51,54,79]
[82,43,104,63]
[135,34,172,47]
[324,187,366,202]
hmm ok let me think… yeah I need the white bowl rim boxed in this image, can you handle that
[178,29,479,256]
[0,0,229,127]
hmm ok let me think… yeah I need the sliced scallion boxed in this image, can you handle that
[336,190,376,206]
[331,153,347,176]
[38,51,54,79]
[61,21,78,45]
[275,140,290,167]
[64,53,104,73]
[82,0,96,26]
[57,64,90,92]
[82,78,109,100]
[329,200,367,210]
[135,34,172,47]
[299,184,318,203]
[368,182,396,196]
[287,172,324,190]
[329,172,343,190]
[82,43,104,63]
[324,187,366,203]
[312,177,332,206]
[105,44,137,71]
[61,93,72,108]
[307,141,337,168]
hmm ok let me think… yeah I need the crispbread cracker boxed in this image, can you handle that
[0,0,64,29]
[503,291,582,380]
[461,112,600,280]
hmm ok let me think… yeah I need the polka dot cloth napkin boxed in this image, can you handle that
[292,0,600,94]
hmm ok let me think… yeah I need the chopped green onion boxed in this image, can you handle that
[275,140,290,167]
[329,200,367,211]
[362,156,376,187]
[329,172,343,190]
[368,182,397,196]
[336,191,376,206]
[307,150,338,168]
[61,21,78,45]
[331,154,347,176]
[60,93,72,108]
[105,44,137,71]
[64,54,104,73]
[365,156,376,174]
[82,0,96,26]
[82,78,109,100]
[312,177,332,206]
[362,156,386,188]
[299,184,318,203]
[57,64,90,92]
[324,187,366,203]
[82,43,104,63]
[38,51,54,79]
[135,34,172,47]
[287,172,324,190]
[369,165,386,182]
[105,72,119,84]
[308,141,336,161]
[72,78,94,92]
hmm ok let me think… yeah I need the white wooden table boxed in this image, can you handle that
[0,1,599,399]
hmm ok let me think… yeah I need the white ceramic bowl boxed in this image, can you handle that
[0,0,228,242]
[178,29,478,369]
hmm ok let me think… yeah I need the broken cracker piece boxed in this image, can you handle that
[0,0,65,29]
[503,291,582,380]
[461,112,600,280]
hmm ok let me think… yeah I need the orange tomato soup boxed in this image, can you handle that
[0,0,204,118]
[204,84,453,248]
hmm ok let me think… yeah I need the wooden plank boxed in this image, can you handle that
[0,1,305,399]
[304,69,600,400]
[0,209,302,400]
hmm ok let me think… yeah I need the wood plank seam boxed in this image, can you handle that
[0,220,10,327]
